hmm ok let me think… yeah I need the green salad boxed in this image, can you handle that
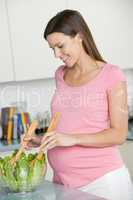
[0,150,46,192]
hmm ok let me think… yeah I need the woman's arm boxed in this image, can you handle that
[40,81,128,150]
[75,81,128,147]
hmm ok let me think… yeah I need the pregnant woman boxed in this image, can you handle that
[22,9,133,199]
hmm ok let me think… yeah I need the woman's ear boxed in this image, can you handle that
[75,33,83,43]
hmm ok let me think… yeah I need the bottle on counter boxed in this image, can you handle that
[35,111,51,135]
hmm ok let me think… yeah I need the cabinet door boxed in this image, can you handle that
[0,0,14,83]
[7,0,66,81]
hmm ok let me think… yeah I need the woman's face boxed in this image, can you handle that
[47,32,83,67]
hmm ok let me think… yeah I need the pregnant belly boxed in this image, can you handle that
[47,146,122,173]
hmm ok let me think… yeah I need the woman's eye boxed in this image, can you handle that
[58,45,64,48]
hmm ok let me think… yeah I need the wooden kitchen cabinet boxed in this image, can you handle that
[7,0,66,81]
[0,0,14,83]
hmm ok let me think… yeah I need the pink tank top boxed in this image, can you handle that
[47,63,127,188]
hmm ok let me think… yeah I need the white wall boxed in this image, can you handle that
[67,0,133,69]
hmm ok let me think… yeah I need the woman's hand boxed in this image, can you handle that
[21,134,42,150]
[40,132,78,151]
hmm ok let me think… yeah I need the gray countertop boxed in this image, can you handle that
[0,180,106,200]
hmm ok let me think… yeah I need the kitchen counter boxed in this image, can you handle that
[0,180,106,200]
[0,139,20,152]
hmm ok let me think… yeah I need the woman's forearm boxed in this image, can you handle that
[75,128,127,148]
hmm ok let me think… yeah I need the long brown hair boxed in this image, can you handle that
[44,9,106,63]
